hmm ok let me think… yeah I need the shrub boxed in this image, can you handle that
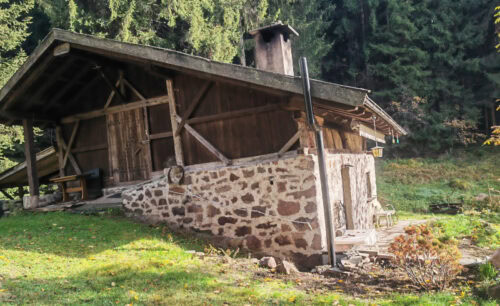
[389,224,463,290]
[448,178,471,190]
[479,262,498,281]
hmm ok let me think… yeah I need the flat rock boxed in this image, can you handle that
[277,260,299,275]
[259,257,277,269]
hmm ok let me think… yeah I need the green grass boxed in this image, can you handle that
[0,212,493,305]
[377,146,500,213]
[377,147,500,250]
[431,214,500,249]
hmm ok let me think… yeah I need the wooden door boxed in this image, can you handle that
[107,108,152,183]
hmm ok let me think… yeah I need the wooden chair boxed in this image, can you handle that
[373,200,396,228]
[50,174,88,202]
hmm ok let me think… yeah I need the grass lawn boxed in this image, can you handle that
[377,146,500,249]
[376,146,499,213]
[0,212,493,305]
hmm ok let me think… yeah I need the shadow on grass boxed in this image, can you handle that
[0,212,204,258]
[0,264,228,305]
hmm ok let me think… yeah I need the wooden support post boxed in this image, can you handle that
[22,119,39,197]
[294,112,315,149]
[55,126,65,176]
[166,79,184,166]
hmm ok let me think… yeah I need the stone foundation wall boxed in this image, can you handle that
[122,152,377,268]
[123,154,325,268]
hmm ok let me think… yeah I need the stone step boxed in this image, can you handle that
[334,229,377,252]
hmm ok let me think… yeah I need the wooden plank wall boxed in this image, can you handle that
[61,117,109,180]
[173,74,297,165]
[59,62,366,186]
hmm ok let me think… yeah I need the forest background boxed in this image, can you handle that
[0,0,498,173]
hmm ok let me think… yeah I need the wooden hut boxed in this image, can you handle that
[0,26,406,267]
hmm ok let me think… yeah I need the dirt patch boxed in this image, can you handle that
[201,254,479,299]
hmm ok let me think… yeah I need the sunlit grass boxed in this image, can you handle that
[377,146,500,213]
[0,213,495,305]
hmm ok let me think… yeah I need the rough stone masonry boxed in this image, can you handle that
[123,151,376,269]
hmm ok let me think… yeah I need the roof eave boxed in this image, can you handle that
[364,97,408,136]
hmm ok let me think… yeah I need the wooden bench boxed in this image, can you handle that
[50,174,88,202]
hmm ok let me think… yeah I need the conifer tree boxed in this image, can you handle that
[37,0,254,63]
[0,0,34,173]
[268,0,335,77]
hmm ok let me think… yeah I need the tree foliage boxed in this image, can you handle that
[0,0,498,172]
[37,0,257,62]
[484,5,500,146]
[267,0,335,77]
[325,0,498,155]
[0,0,34,173]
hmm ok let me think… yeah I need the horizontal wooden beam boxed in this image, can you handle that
[186,104,281,126]
[61,95,169,124]
[71,143,108,154]
[149,131,173,140]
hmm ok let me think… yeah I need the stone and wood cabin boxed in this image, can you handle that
[0,24,406,268]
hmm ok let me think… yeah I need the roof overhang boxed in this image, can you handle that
[0,147,58,189]
[0,29,406,136]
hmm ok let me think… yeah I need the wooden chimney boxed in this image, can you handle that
[249,22,299,76]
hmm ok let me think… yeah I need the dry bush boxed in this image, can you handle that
[389,224,463,290]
